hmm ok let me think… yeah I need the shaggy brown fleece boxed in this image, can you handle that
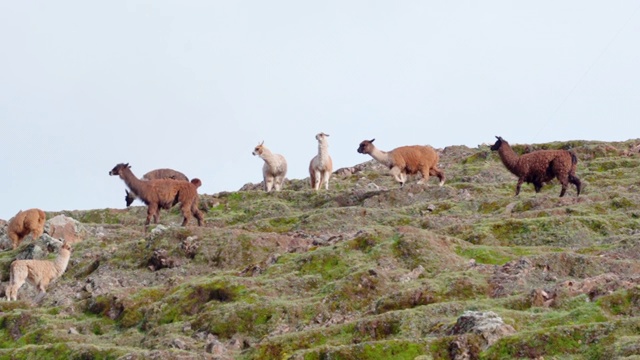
[110,163,204,228]
[7,208,46,250]
[125,168,189,207]
[491,136,582,197]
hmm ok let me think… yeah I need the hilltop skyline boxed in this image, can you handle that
[2,1,640,219]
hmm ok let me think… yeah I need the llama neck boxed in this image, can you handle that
[53,249,71,276]
[316,141,330,164]
[260,148,280,167]
[120,168,148,199]
[368,147,393,167]
[497,143,521,174]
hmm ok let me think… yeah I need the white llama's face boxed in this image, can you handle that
[315,132,330,141]
[252,144,264,156]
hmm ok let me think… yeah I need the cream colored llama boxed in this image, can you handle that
[5,242,72,302]
[309,132,333,190]
[252,141,288,192]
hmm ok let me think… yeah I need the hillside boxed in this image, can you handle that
[2,139,640,359]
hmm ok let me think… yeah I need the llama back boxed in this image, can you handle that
[7,208,46,249]
[143,169,189,181]
[520,150,574,174]
[391,145,439,173]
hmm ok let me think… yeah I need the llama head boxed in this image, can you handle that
[61,242,72,252]
[315,132,330,141]
[125,189,135,207]
[52,241,72,254]
[357,139,376,154]
[252,141,265,156]
[490,136,506,151]
[109,163,131,176]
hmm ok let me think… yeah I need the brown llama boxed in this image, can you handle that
[490,136,582,197]
[109,163,204,228]
[125,168,189,207]
[5,242,72,302]
[357,139,445,187]
[6,208,46,250]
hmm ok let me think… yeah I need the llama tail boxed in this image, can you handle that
[190,178,202,188]
[570,151,578,165]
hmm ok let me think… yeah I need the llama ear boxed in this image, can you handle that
[370,138,375,143]
[324,133,330,137]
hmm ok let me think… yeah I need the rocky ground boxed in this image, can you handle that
[1,138,640,359]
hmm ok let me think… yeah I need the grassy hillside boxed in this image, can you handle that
[2,139,640,359]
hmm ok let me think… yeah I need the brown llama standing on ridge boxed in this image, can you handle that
[109,163,204,228]
[6,208,46,250]
[125,168,189,207]
[490,136,582,197]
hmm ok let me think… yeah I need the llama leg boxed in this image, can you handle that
[153,205,161,224]
[534,182,543,193]
[12,283,22,301]
[274,176,284,191]
[265,176,274,192]
[430,168,445,186]
[515,178,524,196]
[569,174,582,196]
[180,202,193,226]
[5,285,14,301]
[154,209,161,224]
[279,175,286,190]
[313,170,321,190]
[555,171,570,197]
[390,167,404,186]
[418,167,430,185]
[400,172,407,185]
[310,172,317,190]
[8,233,19,250]
[559,182,568,197]
[322,171,330,190]
[7,280,23,301]
[7,285,16,301]
[192,205,204,226]
[145,204,158,227]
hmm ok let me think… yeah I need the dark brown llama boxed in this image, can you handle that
[109,163,204,228]
[125,168,189,207]
[490,136,582,197]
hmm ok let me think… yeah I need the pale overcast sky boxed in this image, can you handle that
[1,1,639,219]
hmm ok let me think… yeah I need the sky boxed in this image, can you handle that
[1,1,640,220]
